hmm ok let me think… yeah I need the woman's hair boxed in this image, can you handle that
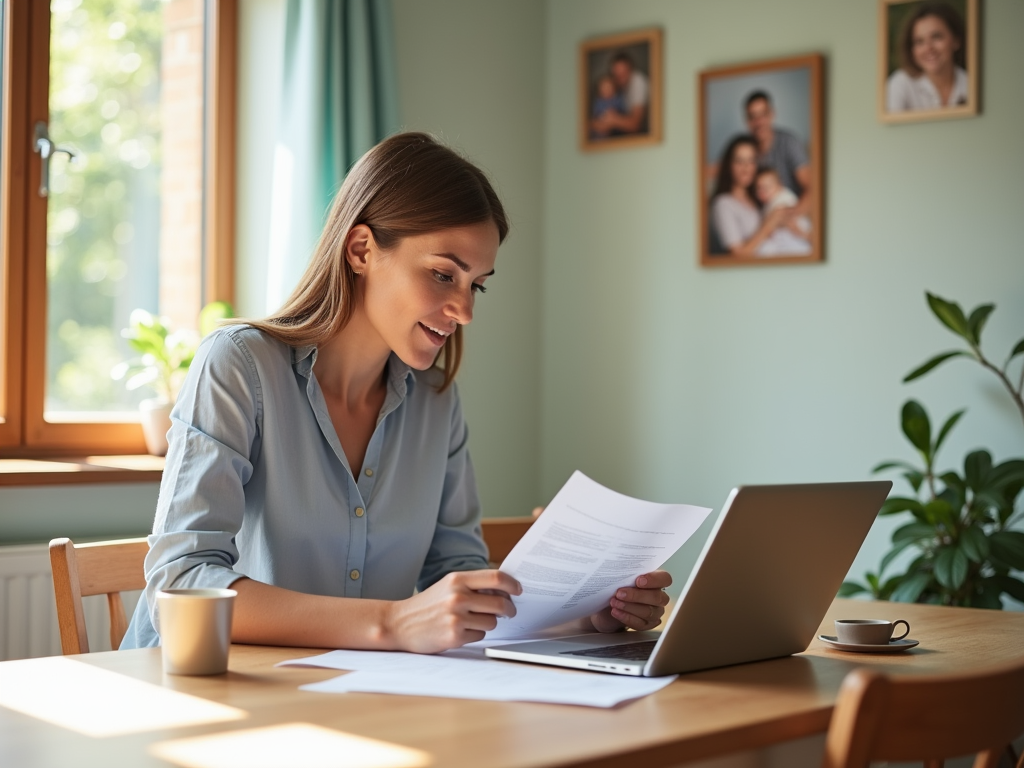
[712,135,759,200]
[898,1,966,76]
[246,132,508,390]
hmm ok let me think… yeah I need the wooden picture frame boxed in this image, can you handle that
[579,27,662,152]
[878,0,979,124]
[698,54,824,267]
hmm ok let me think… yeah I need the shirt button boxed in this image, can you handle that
[364,468,373,477]
[350,569,360,580]
[355,507,365,517]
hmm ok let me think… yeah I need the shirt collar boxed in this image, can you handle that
[293,345,416,400]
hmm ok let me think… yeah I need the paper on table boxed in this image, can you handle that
[282,649,675,708]
[489,471,711,639]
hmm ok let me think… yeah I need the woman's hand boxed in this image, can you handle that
[590,571,672,633]
[383,569,521,654]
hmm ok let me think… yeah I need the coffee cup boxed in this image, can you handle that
[156,588,236,675]
[835,618,910,646]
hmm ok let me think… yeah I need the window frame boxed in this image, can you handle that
[0,0,237,458]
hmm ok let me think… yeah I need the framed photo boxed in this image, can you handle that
[698,54,823,267]
[878,0,978,123]
[579,27,662,152]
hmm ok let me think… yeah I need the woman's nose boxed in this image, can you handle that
[446,290,474,326]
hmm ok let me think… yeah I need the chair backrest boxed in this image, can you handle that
[480,517,534,566]
[48,537,149,655]
[823,660,1024,768]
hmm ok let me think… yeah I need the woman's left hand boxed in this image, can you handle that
[590,571,672,633]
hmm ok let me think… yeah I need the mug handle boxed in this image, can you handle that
[891,619,910,642]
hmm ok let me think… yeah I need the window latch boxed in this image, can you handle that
[32,121,79,197]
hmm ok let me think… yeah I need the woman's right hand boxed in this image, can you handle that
[383,570,522,654]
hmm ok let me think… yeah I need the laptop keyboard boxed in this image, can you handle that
[559,639,657,662]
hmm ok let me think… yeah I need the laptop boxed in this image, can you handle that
[485,481,891,677]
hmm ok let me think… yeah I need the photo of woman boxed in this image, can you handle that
[711,136,811,258]
[880,0,978,123]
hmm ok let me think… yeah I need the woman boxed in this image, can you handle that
[710,135,793,258]
[886,2,968,113]
[122,133,670,654]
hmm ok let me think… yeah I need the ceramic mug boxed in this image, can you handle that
[156,588,236,675]
[835,618,910,646]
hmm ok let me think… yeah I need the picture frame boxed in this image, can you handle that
[878,0,979,124]
[698,53,824,267]
[579,27,663,152]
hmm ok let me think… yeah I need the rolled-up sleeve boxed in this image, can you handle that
[416,384,490,590]
[142,331,262,634]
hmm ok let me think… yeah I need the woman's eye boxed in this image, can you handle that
[472,283,487,294]
[432,271,454,284]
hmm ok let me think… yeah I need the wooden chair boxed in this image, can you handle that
[48,537,149,655]
[481,516,534,565]
[822,661,1024,768]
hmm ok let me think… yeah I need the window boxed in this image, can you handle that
[0,0,236,456]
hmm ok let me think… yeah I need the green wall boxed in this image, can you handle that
[540,0,1024,597]
[392,0,547,519]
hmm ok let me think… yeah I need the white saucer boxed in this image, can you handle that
[818,635,919,653]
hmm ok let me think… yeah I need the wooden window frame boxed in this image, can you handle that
[0,0,237,458]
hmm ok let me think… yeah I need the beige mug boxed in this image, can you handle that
[156,588,236,675]
[835,618,910,646]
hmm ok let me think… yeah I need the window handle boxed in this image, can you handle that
[32,121,79,197]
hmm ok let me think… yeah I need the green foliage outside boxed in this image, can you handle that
[842,294,1024,609]
[47,0,164,412]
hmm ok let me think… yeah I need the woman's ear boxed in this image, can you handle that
[344,224,375,274]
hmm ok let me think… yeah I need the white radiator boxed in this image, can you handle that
[0,543,141,661]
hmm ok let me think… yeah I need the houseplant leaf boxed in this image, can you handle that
[879,497,926,517]
[959,526,990,563]
[901,400,932,458]
[880,539,913,575]
[1006,337,1024,364]
[988,531,1024,570]
[892,521,935,545]
[974,578,1005,610]
[838,581,868,597]
[926,293,972,342]
[934,546,968,590]
[964,450,993,491]
[966,304,994,345]
[992,575,1024,604]
[903,352,970,383]
[872,460,920,473]
[890,572,932,603]
[933,409,965,455]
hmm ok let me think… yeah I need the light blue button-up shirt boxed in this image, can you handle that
[122,325,489,648]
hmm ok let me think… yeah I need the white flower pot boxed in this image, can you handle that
[140,398,173,456]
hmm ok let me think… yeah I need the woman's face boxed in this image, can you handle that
[911,15,959,76]
[354,221,499,371]
[730,144,757,189]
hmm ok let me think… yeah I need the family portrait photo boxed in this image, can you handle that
[698,54,823,267]
[879,0,979,123]
[580,27,663,151]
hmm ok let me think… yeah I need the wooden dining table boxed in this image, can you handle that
[1,598,1022,768]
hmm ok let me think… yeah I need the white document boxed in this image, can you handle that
[281,650,675,708]
[489,471,711,639]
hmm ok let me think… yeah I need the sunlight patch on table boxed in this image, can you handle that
[0,657,247,737]
[149,723,433,768]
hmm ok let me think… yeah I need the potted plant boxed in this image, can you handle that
[842,294,1024,608]
[111,302,233,455]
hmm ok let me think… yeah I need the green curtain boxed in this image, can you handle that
[266,0,400,311]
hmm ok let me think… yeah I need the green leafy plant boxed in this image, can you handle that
[842,294,1024,608]
[111,301,233,403]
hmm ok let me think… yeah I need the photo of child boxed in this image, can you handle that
[753,168,811,256]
